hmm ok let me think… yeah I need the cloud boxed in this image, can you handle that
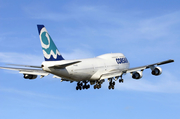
[0,52,43,65]
[23,4,105,21]
[23,3,180,49]
[0,87,64,100]
[62,49,94,60]
[115,71,180,93]
[0,50,94,65]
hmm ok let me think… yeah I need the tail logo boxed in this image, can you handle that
[39,27,64,61]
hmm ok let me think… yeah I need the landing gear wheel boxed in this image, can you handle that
[99,84,101,88]
[112,86,114,89]
[108,86,111,90]
[113,82,115,85]
[86,85,89,89]
[119,79,124,83]
[94,85,96,89]
[88,84,90,88]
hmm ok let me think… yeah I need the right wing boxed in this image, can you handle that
[124,59,174,73]
[100,59,174,80]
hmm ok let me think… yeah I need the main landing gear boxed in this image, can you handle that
[108,76,124,90]
[119,76,124,83]
[76,81,90,90]
[108,78,115,90]
[94,82,101,89]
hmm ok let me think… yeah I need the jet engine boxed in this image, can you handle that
[132,71,143,79]
[151,67,162,76]
[23,74,37,79]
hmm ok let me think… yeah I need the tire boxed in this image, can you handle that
[88,85,90,88]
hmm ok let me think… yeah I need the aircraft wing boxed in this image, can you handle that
[124,59,174,73]
[100,59,174,80]
[0,66,49,76]
[7,64,42,68]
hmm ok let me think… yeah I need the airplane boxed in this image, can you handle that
[0,25,174,90]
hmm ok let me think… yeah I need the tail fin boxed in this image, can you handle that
[37,25,64,61]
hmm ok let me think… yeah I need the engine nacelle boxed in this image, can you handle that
[24,74,37,79]
[132,71,143,79]
[151,67,162,76]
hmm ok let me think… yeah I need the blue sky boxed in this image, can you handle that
[0,0,180,119]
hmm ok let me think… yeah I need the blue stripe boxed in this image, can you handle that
[44,54,64,61]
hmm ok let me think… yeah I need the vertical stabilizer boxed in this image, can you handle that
[37,25,64,61]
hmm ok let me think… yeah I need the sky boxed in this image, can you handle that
[0,0,180,119]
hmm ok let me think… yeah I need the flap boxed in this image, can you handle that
[100,70,123,80]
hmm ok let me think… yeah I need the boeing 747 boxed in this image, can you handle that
[0,25,174,90]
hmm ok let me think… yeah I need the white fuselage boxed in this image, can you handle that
[42,53,130,81]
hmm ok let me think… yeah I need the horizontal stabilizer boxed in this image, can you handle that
[48,61,81,69]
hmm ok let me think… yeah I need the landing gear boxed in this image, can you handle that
[119,79,124,83]
[108,78,115,90]
[76,82,82,90]
[94,83,101,89]
[93,80,104,89]
[76,81,90,90]
[119,75,124,83]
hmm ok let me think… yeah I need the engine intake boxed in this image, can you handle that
[151,67,162,76]
[132,71,143,79]
[24,74,37,79]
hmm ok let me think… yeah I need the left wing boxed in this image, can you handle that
[0,66,49,76]
[100,59,174,80]
[7,64,42,68]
